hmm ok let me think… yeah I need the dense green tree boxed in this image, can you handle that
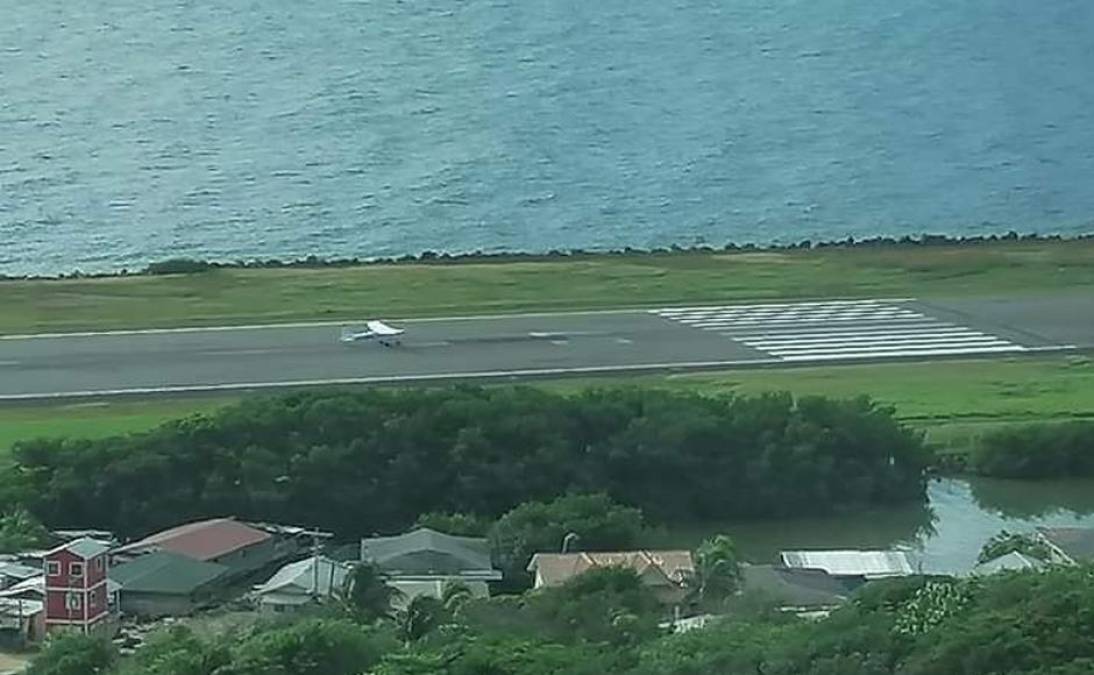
[461,567,663,648]
[2,388,931,539]
[374,636,622,675]
[339,562,402,623]
[114,626,230,675]
[0,507,51,553]
[413,512,492,537]
[970,421,1094,478]
[26,633,116,675]
[489,493,645,585]
[396,596,448,644]
[224,619,395,675]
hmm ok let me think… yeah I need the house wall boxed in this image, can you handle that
[45,550,79,590]
[209,538,279,579]
[258,593,314,615]
[118,592,204,619]
[45,584,108,624]
[388,579,490,609]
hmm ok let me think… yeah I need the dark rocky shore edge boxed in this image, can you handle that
[3,230,1092,281]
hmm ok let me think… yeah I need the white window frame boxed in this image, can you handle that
[95,557,104,571]
[46,561,60,576]
[66,592,82,610]
[70,562,84,577]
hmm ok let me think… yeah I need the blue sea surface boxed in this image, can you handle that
[2,0,1093,275]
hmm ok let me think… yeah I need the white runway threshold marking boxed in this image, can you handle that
[652,299,1030,362]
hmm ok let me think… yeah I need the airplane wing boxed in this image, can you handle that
[366,320,404,336]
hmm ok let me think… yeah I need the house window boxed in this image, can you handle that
[46,561,60,576]
[66,592,82,610]
[95,557,104,571]
[70,562,84,577]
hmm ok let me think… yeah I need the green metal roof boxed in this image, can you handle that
[110,551,229,595]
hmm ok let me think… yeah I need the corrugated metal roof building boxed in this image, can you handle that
[779,550,915,580]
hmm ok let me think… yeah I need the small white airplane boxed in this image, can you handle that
[340,320,405,347]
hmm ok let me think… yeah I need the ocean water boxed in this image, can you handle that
[2,0,1093,276]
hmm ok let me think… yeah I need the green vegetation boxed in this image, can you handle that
[3,355,1090,460]
[978,530,1052,563]
[0,387,929,539]
[0,507,50,553]
[969,421,1094,478]
[689,535,743,607]
[2,240,1093,334]
[0,398,237,459]
[488,494,646,585]
[562,355,1094,457]
[29,565,1094,675]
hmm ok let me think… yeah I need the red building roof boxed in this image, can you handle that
[115,518,271,562]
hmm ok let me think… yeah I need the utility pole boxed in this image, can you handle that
[299,528,334,600]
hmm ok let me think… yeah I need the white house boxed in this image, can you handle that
[252,556,350,615]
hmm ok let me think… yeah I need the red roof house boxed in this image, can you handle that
[113,518,274,579]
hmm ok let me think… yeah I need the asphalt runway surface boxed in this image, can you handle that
[0,294,1091,400]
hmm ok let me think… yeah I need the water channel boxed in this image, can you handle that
[662,477,1094,575]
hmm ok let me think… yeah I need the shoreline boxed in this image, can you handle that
[3,229,1092,281]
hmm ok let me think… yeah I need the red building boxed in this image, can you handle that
[43,538,111,635]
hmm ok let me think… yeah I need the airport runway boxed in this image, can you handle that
[0,294,1091,400]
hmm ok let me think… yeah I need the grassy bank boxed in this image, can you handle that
[0,398,235,461]
[3,240,1094,334]
[2,356,1090,459]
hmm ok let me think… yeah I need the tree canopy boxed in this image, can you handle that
[970,421,1094,479]
[1,387,930,539]
[29,566,1094,675]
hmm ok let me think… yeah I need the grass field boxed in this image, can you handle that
[2,356,1090,460]
[0,398,236,459]
[2,240,1093,334]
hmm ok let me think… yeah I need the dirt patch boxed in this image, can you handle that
[0,652,30,674]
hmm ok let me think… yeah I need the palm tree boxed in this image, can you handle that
[338,561,401,623]
[396,595,447,644]
[686,535,742,607]
[440,580,474,616]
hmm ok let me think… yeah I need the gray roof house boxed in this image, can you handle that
[252,556,350,614]
[1036,527,1094,565]
[360,528,502,607]
[109,551,230,619]
[0,562,41,591]
[740,563,852,615]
